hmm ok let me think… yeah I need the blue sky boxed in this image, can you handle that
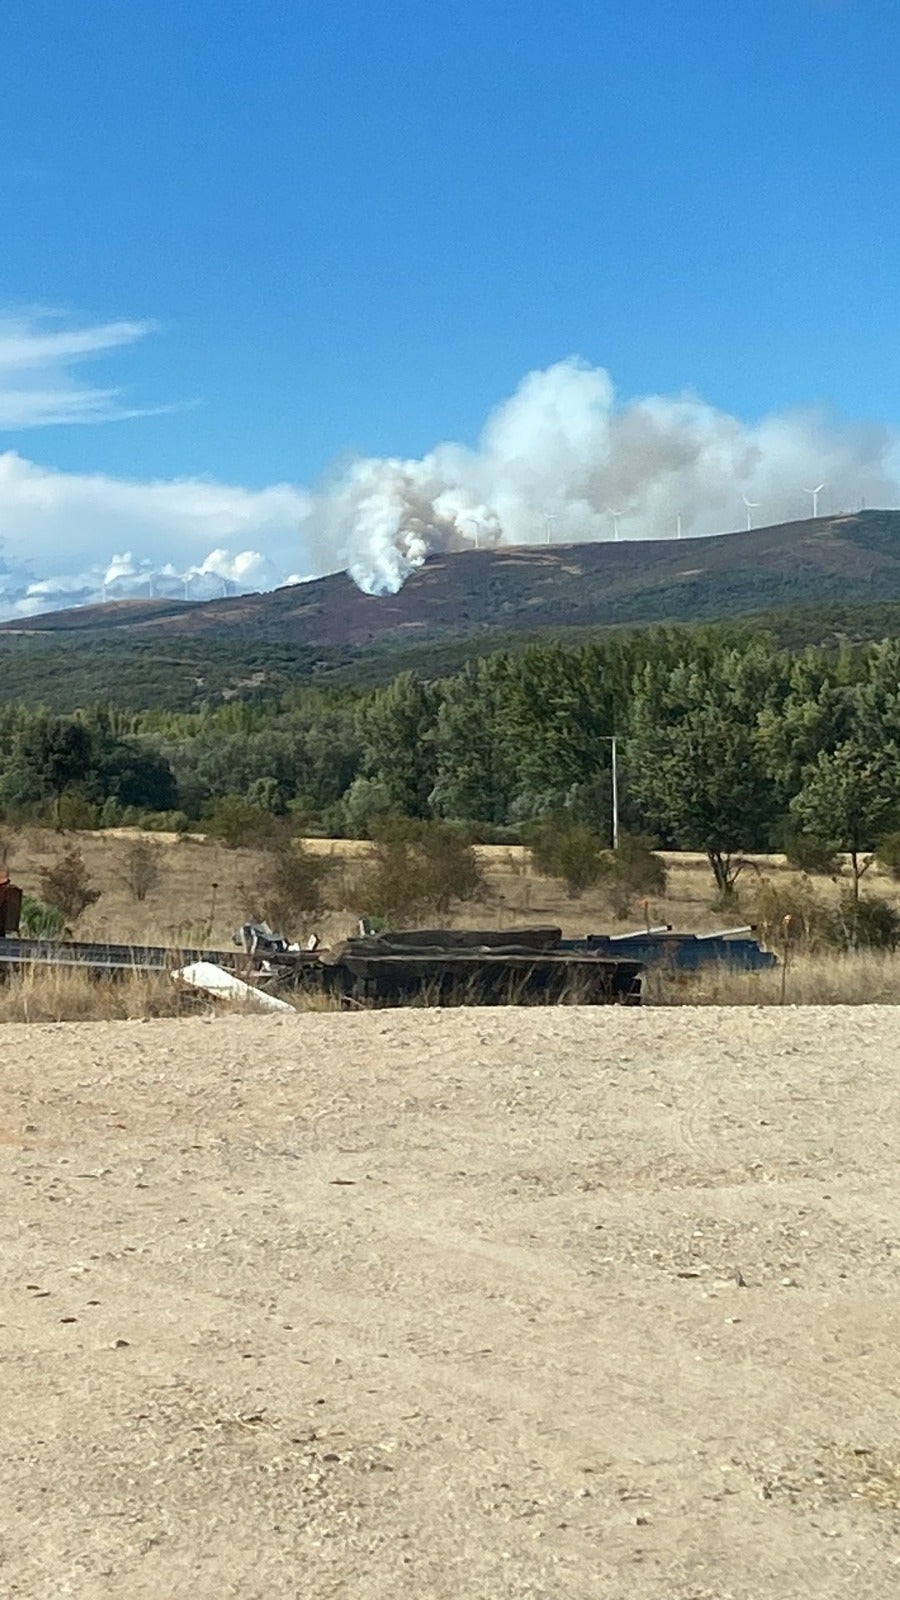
[1,0,899,610]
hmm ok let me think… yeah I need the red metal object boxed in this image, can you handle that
[0,875,23,936]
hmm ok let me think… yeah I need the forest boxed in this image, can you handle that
[2,623,899,898]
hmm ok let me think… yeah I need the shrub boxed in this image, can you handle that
[597,833,668,919]
[876,831,900,881]
[525,821,603,898]
[140,809,191,834]
[779,824,841,876]
[745,877,900,955]
[334,776,396,839]
[123,840,162,903]
[247,841,332,936]
[245,776,288,815]
[352,819,484,927]
[835,893,900,952]
[742,876,835,953]
[19,896,66,940]
[203,795,284,848]
[39,848,100,924]
[98,797,122,829]
[57,792,101,831]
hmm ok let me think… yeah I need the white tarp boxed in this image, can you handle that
[174,961,295,1014]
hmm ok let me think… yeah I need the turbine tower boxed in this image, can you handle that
[741,494,760,531]
[804,483,826,519]
[675,513,683,540]
[463,516,482,549]
[606,507,623,542]
[544,512,558,545]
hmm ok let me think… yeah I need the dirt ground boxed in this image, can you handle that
[2,1007,900,1598]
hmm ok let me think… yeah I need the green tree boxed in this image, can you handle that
[92,740,178,811]
[17,718,94,826]
[626,651,776,896]
[790,741,899,902]
[359,673,438,816]
[429,658,515,824]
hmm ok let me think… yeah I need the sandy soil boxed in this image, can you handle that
[2,1006,900,1598]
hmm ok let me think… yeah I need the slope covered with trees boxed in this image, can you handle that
[4,511,900,712]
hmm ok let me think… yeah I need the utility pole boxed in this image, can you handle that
[603,735,620,850]
[611,735,619,851]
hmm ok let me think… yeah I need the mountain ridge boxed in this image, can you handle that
[5,510,899,648]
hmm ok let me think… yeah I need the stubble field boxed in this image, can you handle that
[3,1004,900,1598]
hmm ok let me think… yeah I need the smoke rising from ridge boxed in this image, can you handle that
[302,359,900,594]
[2,356,900,620]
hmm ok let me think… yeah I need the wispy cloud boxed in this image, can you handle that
[0,310,174,428]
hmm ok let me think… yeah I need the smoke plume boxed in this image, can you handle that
[3,355,900,620]
[302,359,900,594]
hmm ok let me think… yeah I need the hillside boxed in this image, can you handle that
[6,509,900,646]
[4,510,900,709]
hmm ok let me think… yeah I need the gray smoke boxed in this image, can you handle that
[300,359,900,594]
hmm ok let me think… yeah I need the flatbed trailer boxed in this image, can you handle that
[0,926,643,1007]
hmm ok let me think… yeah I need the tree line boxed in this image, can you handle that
[2,627,900,891]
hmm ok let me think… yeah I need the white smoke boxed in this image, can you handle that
[301,358,900,594]
[3,355,900,619]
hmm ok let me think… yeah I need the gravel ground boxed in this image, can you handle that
[2,1005,900,1599]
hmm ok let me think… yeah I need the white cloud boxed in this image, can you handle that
[0,450,312,618]
[0,310,168,428]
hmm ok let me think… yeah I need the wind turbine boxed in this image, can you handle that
[606,507,623,541]
[463,516,481,549]
[675,513,683,540]
[804,482,825,519]
[544,512,558,545]
[741,494,760,531]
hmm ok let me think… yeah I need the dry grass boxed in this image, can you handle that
[5,949,899,1022]
[3,827,900,1018]
[0,967,209,1024]
[0,965,354,1022]
[645,949,900,1006]
[8,826,899,947]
